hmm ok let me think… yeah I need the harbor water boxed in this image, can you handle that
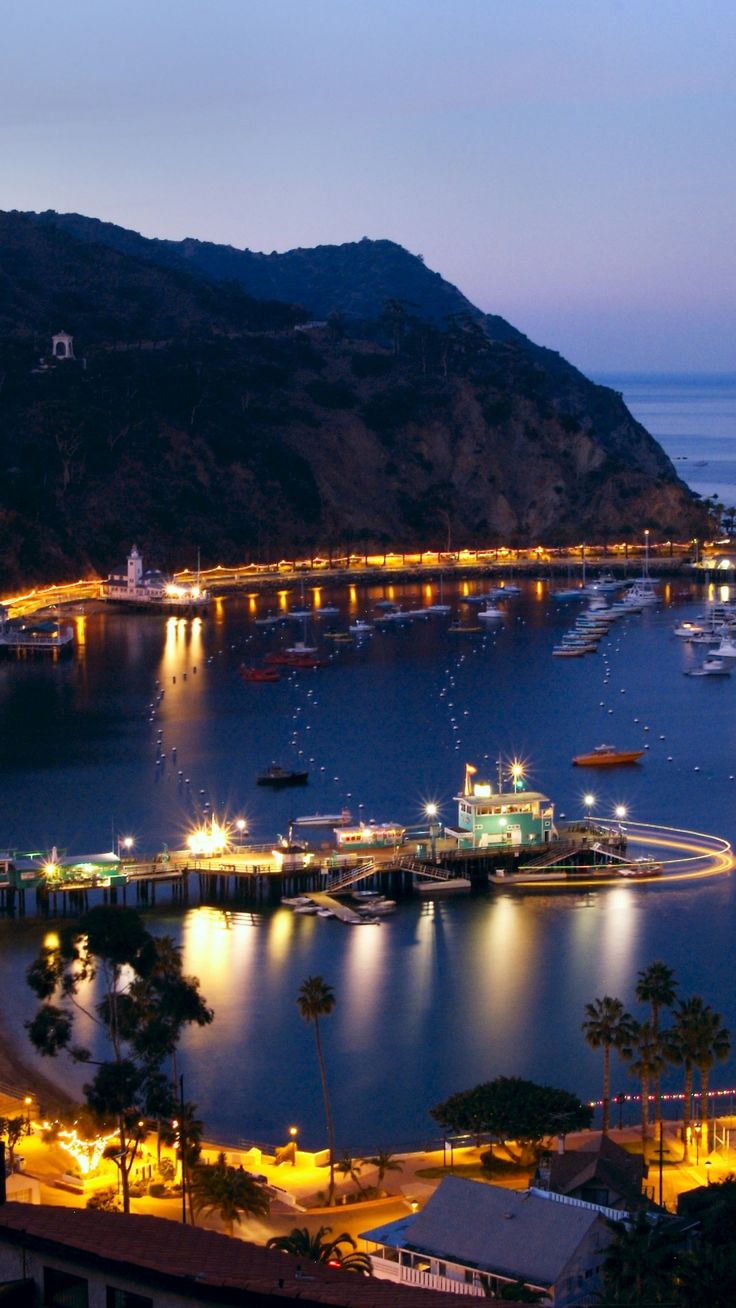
[0,374,736,1149]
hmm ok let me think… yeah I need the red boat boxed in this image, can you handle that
[240,666,281,682]
[265,651,329,668]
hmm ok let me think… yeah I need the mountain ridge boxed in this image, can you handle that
[0,210,711,586]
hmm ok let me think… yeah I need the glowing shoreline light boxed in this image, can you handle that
[58,1128,118,1175]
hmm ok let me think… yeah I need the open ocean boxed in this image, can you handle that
[595,373,736,510]
[0,372,735,1150]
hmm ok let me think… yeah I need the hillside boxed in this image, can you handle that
[0,210,711,586]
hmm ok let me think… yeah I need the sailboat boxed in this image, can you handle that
[425,574,451,614]
[289,577,311,619]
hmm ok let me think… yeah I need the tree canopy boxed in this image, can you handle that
[430,1076,592,1156]
[25,905,213,1211]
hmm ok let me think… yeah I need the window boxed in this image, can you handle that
[43,1268,88,1308]
[106,1290,153,1308]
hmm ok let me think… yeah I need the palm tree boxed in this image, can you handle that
[694,1005,731,1154]
[666,996,711,1163]
[600,1214,678,1305]
[189,1152,270,1236]
[636,961,677,1150]
[624,1021,664,1157]
[582,996,636,1134]
[297,976,336,1204]
[363,1148,404,1190]
[336,1152,364,1193]
[267,1226,372,1274]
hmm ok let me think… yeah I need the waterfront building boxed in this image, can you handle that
[446,763,555,849]
[361,1176,614,1306]
[101,546,209,610]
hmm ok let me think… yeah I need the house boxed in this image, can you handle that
[0,1202,474,1308]
[534,1135,647,1212]
[360,1176,617,1306]
[445,765,555,850]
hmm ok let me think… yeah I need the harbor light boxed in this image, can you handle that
[584,793,596,827]
[425,803,441,860]
[614,804,627,834]
[187,816,230,858]
[510,760,525,792]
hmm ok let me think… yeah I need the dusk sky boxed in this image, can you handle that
[4,0,734,371]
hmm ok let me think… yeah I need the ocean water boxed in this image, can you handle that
[595,372,736,510]
[0,375,735,1150]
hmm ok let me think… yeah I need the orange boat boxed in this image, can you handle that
[572,744,645,766]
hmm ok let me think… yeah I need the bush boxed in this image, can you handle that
[158,1158,175,1181]
[148,1182,167,1198]
[86,1188,121,1212]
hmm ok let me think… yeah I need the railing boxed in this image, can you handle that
[323,859,376,892]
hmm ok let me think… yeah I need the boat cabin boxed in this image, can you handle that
[334,822,406,850]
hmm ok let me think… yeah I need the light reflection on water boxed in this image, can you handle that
[0,570,735,1146]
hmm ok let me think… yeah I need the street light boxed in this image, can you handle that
[289,1125,299,1166]
[705,1159,712,1185]
[24,1096,32,1133]
[118,835,134,859]
[235,818,247,846]
[425,804,441,861]
[583,794,596,829]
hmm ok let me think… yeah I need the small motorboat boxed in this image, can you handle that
[240,665,281,682]
[478,604,504,621]
[349,619,374,634]
[257,764,309,787]
[618,858,664,879]
[572,745,645,766]
[685,657,731,678]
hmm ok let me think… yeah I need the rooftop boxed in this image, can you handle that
[362,1177,605,1286]
[0,1204,469,1308]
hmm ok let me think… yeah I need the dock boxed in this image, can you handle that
[305,891,364,923]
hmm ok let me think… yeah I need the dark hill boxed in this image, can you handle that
[0,210,711,586]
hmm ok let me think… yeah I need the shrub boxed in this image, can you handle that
[148,1182,167,1198]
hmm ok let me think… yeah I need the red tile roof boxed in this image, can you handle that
[0,1204,471,1308]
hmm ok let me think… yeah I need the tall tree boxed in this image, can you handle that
[25,906,212,1212]
[624,1021,664,1157]
[297,976,337,1204]
[636,962,677,1150]
[582,996,636,1135]
[267,1226,372,1274]
[189,1152,270,1236]
[694,1005,731,1155]
[666,996,713,1163]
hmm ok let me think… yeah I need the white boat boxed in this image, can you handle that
[294,809,352,827]
[315,604,339,616]
[285,640,318,655]
[288,607,312,619]
[293,904,318,914]
[349,619,374,634]
[711,638,736,660]
[552,587,584,600]
[478,604,504,620]
[685,657,731,677]
[369,898,396,914]
[316,907,336,918]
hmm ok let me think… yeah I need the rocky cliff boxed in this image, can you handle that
[0,210,710,586]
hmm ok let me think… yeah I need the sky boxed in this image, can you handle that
[2,0,735,372]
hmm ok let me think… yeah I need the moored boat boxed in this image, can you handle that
[572,744,645,766]
[257,764,309,787]
[240,665,281,682]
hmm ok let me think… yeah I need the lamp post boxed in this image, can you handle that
[614,804,627,836]
[235,818,247,847]
[694,1122,701,1166]
[583,794,596,830]
[705,1159,712,1185]
[118,835,134,860]
[425,804,440,861]
[288,1125,299,1165]
[24,1096,32,1134]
